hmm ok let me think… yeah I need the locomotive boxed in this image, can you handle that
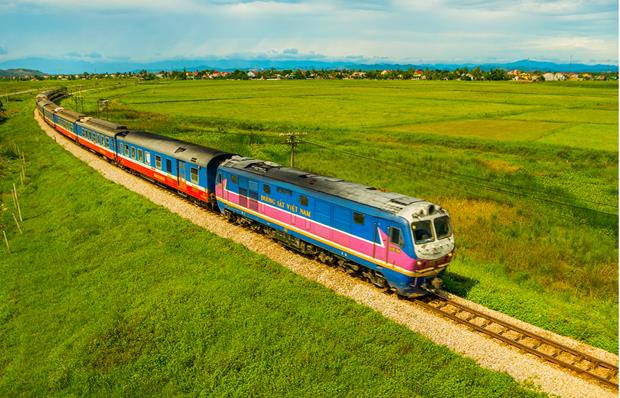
[36,88,454,297]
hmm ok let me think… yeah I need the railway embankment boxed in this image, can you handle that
[34,108,618,398]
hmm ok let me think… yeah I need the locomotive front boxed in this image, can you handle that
[400,202,455,291]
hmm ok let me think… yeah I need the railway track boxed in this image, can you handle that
[415,293,618,389]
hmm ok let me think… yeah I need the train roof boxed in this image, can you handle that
[43,102,58,111]
[118,130,234,166]
[220,156,424,215]
[77,117,127,134]
[37,99,54,108]
[56,108,85,122]
[38,87,67,102]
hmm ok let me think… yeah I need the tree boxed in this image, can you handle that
[487,68,508,81]
[471,66,483,80]
[293,69,304,80]
[0,99,6,122]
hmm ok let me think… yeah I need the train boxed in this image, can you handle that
[36,88,455,298]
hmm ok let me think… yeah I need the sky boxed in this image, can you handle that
[0,0,617,65]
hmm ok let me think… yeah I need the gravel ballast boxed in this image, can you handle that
[35,110,618,398]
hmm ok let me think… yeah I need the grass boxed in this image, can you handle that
[0,93,542,396]
[57,79,618,353]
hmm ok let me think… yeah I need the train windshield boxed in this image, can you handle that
[434,215,452,239]
[412,220,434,244]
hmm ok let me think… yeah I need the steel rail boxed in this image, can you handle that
[415,294,618,389]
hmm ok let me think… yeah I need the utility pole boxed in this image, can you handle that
[98,99,110,119]
[280,132,306,168]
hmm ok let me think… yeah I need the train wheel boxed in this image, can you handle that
[224,210,237,223]
[368,271,387,289]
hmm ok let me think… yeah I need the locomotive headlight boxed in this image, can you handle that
[416,260,422,266]
[448,252,453,257]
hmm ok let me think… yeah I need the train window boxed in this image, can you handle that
[190,167,198,183]
[231,175,237,184]
[434,215,451,240]
[217,174,222,183]
[277,187,292,195]
[353,212,364,225]
[263,184,271,194]
[166,159,172,173]
[145,151,151,164]
[138,149,143,162]
[131,147,136,159]
[124,145,129,156]
[300,195,308,206]
[389,227,403,246]
[155,155,162,169]
[412,220,434,244]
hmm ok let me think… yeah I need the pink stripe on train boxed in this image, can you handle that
[215,179,416,272]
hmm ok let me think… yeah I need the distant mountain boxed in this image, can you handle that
[0,68,45,77]
[0,57,617,75]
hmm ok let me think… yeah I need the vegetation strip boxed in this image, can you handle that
[417,293,619,389]
[1,97,543,397]
[33,108,617,398]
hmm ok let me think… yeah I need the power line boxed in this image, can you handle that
[301,139,618,217]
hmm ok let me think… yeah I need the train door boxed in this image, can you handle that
[238,176,248,208]
[386,226,404,266]
[333,206,351,246]
[313,200,332,240]
[178,161,187,191]
[350,211,369,256]
[372,222,379,259]
[248,180,259,211]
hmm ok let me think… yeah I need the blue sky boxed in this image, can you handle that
[0,0,617,64]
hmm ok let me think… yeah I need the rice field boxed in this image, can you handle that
[0,86,544,397]
[70,78,618,352]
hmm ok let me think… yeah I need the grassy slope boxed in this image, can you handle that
[71,79,618,352]
[0,93,541,396]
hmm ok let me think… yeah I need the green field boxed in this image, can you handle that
[0,85,545,396]
[63,79,618,352]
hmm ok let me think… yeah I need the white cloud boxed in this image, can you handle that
[0,0,616,64]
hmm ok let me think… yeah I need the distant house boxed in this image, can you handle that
[380,70,391,76]
[247,70,257,78]
[543,72,555,81]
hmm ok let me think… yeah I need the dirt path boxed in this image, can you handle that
[34,110,617,398]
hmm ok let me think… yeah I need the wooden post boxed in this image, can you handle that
[2,231,9,254]
[13,183,22,222]
[21,153,26,185]
[12,213,22,234]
